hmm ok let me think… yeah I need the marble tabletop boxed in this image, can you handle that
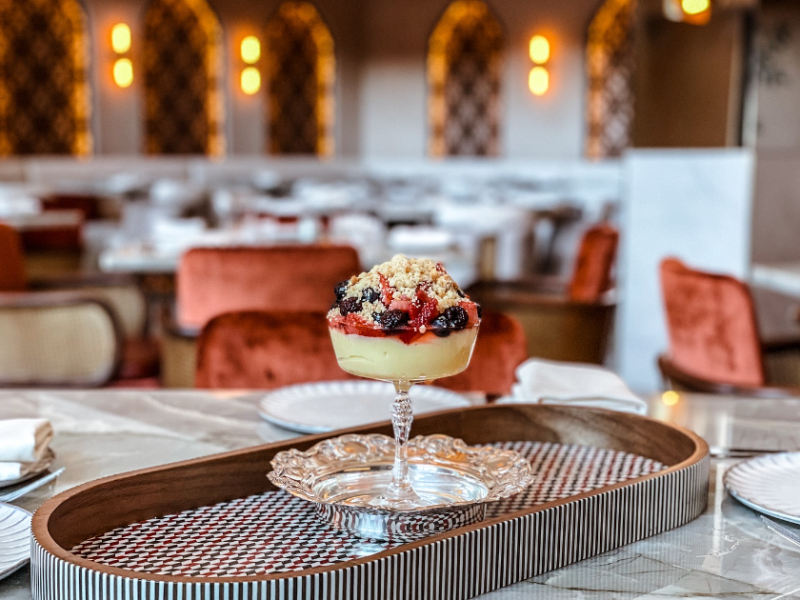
[1,389,800,599]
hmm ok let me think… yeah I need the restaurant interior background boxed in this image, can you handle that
[1,0,800,393]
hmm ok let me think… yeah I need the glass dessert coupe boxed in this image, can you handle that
[326,258,481,510]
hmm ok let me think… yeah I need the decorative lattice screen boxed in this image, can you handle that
[585,0,637,159]
[143,0,224,155]
[0,0,91,156]
[264,1,335,156]
[428,0,504,157]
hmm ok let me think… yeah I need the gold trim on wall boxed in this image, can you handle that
[264,1,335,156]
[585,0,637,159]
[142,0,224,156]
[427,0,504,158]
[0,0,92,156]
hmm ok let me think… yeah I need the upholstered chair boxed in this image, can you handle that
[195,311,356,389]
[0,222,156,386]
[176,245,360,331]
[0,292,123,387]
[436,311,528,398]
[163,245,360,387]
[466,222,618,364]
[658,258,800,395]
[567,223,618,302]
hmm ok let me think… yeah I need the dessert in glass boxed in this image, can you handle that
[327,255,481,509]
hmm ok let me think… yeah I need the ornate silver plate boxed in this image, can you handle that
[268,433,535,541]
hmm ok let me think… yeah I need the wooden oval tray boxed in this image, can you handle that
[31,404,709,600]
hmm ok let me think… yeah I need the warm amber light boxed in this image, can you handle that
[240,36,261,64]
[529,35,550,65]
[241,67,261,94]
[528,66,549,96]
[113,58,133,88]
[661,391,680,406]
[111,23,131,54]
[682,0,710,15]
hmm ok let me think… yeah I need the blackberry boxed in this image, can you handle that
[375,309,409,330]
[431,306,469,332]
[334,280,350,301]
[476,303,483,319]
[361,287,380,303]
[339,298,362,316]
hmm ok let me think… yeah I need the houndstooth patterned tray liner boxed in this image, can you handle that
[71,441,664,578]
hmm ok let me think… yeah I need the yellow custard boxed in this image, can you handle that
[329,327,478,381]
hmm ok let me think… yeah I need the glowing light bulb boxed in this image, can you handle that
[528,66,549,96]
[241,36,261,64]
[529,35,550,65]
[111,23,131,54]
[682,0,710,15]
[661,391,680,406]
[113,58,133,88]
[241,67,261,95]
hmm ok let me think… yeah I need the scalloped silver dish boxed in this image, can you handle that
[268,433,535,541]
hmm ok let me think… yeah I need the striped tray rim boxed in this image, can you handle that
[31,456,709,600]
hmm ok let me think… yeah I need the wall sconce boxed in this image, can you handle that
[113,58,134,88]
[663,0,711,25]
[528,34,550,96]
[111,23,133,88]
[240,35,261,94]
[241,67,261,95]
[529,35,550,65]
[528,66,549,96]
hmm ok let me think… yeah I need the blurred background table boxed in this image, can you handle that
[0,390,799,599]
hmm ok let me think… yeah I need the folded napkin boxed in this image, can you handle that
[498,359,648,415]
[0,418,53,481]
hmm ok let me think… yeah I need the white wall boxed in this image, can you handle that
[358,0,594,159]
[616,149,755,392]
[749,1,800,264]
[75,0,598,159]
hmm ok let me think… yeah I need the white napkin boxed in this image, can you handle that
[0,460,42,481]
[0,418,53,481]
[498,359,648,415]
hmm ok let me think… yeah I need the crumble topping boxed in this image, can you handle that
[327,255,480,336]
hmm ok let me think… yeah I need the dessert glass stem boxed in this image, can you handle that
[383,380,420,506]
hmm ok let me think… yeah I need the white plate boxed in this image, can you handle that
[258,381,471,434]
[724,452,800,525]
[0,448,56,489]
[0,503,32,581]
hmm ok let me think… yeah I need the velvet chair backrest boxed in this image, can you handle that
[195,311,356,389]
[0,223,27,292]
[567,223,619,302]
[659,257,765,388]
[437,310,528,397]
[177,245,360,330]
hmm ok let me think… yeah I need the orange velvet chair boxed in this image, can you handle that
[0,222,157,387]
[658,258,800,395]
[466,222,618,364]
[437,310,528,398]
[195,311,357,389]
[0,221,27,292]
[567,223,618,302]
[176,245,360,331]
